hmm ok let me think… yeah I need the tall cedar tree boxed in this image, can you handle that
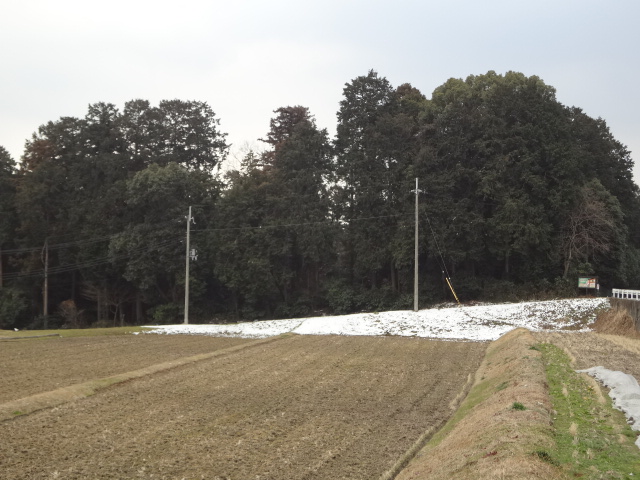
[214,106,334,318]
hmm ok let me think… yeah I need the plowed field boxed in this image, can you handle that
[0,335,251,403]
[0,336,486,480]
[0,335,485,480]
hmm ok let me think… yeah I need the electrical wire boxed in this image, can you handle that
[1,232,119,255]
[424,212,461,303]
[1,237,181,280]
[1,212,414,282]
[192,213,412,233]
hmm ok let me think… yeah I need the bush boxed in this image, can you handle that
[27,314,63,330]
[273,296,313,319]
[481,279,520,302]
[0,288,29,329]
[57,299,85,328]
[451,275,484,300]
[150,303,181,324]
[325,279,359,314]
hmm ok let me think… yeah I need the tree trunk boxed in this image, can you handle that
[97,289,102,323]
[71,270,77,301]
[504,250,510,278]
[232,291,239,319]
[136,292,143,324]
[563,250,572,279]
[390,260,398,293]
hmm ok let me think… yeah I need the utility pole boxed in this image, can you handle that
[42,238,49,328]
[184,206,192,325]
[413,178,421,312]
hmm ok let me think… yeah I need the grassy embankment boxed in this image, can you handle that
[396,327,640,479]
[537,343,639,477]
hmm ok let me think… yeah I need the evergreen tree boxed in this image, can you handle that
[334,71,426,305]
[214,107,334,318]
[0,146,17,290]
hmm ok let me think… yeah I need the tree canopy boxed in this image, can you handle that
[1,72,639,329]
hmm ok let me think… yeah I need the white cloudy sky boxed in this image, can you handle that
[1,0,639,180]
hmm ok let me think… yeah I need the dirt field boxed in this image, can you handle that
[0,334,251,403]
[0,334,486,480]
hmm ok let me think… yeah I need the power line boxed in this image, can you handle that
[2,237,181,281]
[1,212,415,282]
[192,213,412,234]
[424,213,452,280]
[1,232,119,255]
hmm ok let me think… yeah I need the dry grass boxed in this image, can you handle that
[596,333,640,355]
[396,328,566,480]
[591,308,640,339]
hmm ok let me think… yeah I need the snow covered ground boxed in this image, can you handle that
[145,297,609,342]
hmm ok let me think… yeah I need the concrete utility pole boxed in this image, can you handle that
[414,178,421,312]
[184,206,192,325]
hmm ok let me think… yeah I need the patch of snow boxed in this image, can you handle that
[144,297,608,342]
[578,366,640,448]
[147,319,303,339]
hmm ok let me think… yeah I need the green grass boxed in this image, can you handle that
[532,449,560,466]
[0,326,150,339]
[512,401,527,411]
[537,343,640,478]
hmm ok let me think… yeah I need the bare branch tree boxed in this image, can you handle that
[563,181,619,278]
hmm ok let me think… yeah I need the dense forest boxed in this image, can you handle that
[1,70,639,329]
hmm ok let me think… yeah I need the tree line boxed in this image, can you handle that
[1,70,639,329]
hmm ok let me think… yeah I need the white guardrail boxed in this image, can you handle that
[612,288,640,300]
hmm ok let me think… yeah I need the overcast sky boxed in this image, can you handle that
[1,0,639,181]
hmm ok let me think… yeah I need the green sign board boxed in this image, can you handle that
[578,277,598,289]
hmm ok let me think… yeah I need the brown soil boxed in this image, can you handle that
[0,334,250,403]
[396,329,563,480]
[0,335,486,480]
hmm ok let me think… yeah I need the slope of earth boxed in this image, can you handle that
[0,335,250,403]
[395,329,564,480]
[0,335,486,480]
